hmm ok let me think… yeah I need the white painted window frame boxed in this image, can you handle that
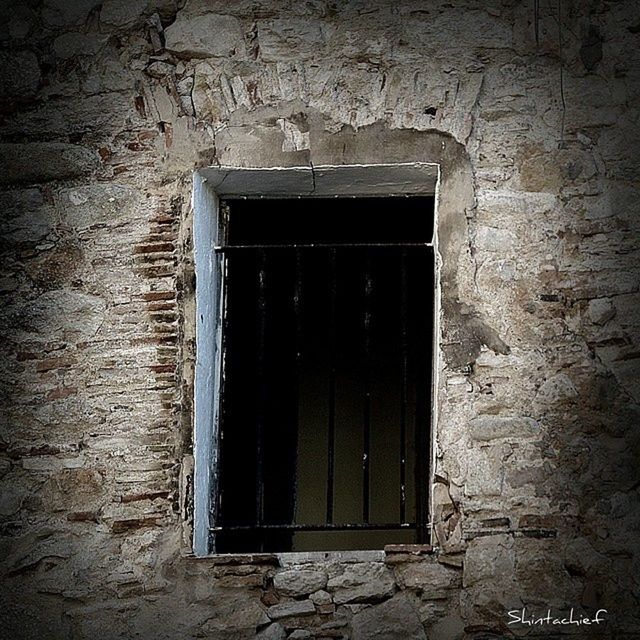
[192,163,440,557]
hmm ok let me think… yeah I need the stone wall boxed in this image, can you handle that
[1,0,639,638]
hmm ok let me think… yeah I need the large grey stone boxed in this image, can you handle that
[588,298,616,325]
[0,482,25,516]
[0,187,43,217]
[395,561,461,599]
[0,92,142,138]
[42,0,102,26]
[464,446,504,497]
[256,622,286,640]
[327,563,395,604]
[0,50,40,99]
[463,535,514,588]
[309,589,332,605]
[514,539,576,602]
[475,225,517,253]
[53,32,106,59]
[0,188,52,243]
[12,290,106,338]
[535,373,578,404]
[266,599,315,620]
[57,184,141,230]
[468,416,540,442]
[0,144,98,185]
[165,13,245,58]
[273,569,327,596]
[3,531,74,575]
[199,595,270,635]
[100,0,148,27]
[351,593,426,640]
[258,18,325,62]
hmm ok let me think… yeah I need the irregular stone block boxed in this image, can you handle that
[42,0,102,26]
[519,147,597,192]
[535,373,578,404]
[165,13,244,58]
[0,143,98,185]
[476,189,557,219]
[258,19,325,62]
[1,92,142,138]
[601,356,640,405]
[13,290,106,338]
[463,534,514,588]
[327,563,395,604]
[195,590,270,633]
[518,149,563,192]
[395,561,461,598]
[100,0,148,27]
[57,183,140,230]
[3,531,74,575]
[267,599,315,620]
[475,225,517,252]
[464,446,504,497]
[53,32,106,59]
[514,539,576,601]
[0,50,40,100]
[0,188,52,243]
[25,239,84,291]
[309,589,332,605]
[468,416,540,441]
[273,569,327,596]
[0,459,10,479]
[427,611,466,639]
[588,298,616,325]
[82,57,135,94]
[40,468,106,514]
[351,593,426,640]
[0,483,25,517]
[256,622,286,639]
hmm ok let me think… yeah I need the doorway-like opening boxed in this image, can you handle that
[212,196,435,553]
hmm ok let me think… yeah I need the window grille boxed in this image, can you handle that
[208,197,434,553]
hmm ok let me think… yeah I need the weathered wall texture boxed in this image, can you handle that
[1,0,639,638]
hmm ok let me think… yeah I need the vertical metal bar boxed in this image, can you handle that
[292,248,302,521]
[326,248,337,524]
[399,249,408,524]
[255,249,267,539]
[362,251,372,524]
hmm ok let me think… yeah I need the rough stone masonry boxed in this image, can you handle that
[1,0,639,638]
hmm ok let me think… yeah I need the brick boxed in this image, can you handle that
[46,386,78,401]
[133,243,175,254]
[141,291,176,302]
[36,356,77,372]
[111,517,162,533]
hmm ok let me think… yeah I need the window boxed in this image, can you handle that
[192,165,439,556]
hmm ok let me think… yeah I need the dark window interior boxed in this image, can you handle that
[214,197,434,553]
[225,197,433,246]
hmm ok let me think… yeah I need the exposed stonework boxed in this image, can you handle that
[1,0,639,638]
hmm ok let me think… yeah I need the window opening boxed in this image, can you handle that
[211,197,435,553]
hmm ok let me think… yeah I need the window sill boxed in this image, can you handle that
[187,545,435,565]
